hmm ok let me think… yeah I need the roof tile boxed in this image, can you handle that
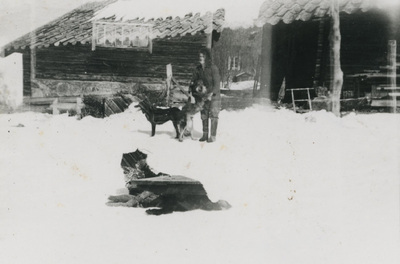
[282,11,295,24]
[2,0,224,52]
[257,0,378,25]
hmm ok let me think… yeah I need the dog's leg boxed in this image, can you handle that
[151,123,156,137]
[106,195,139,207]
[178,120,187,142]
[178,126,185,142]
[173,121,180,139]
[187,117,195,140]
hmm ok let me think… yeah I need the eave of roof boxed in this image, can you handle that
[256,0,392,26]
[1,0,225,53]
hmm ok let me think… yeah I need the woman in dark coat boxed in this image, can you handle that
[189,48,221,143]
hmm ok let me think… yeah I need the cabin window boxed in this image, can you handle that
[228,56,241,71]
[92,22,153,53]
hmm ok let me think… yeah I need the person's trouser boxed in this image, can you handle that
[200,99,221,140]
[201,99,221,120]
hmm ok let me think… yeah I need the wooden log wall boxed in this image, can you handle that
[259,9,395,100]
[7,33,207,96]
[322,9,392,95]
[22,51,32,96]
[339,10,390,75]
[260,20,320,100]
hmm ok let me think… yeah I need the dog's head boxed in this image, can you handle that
[195,80,207,95]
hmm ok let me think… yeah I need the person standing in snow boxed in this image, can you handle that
[189,47,221,143]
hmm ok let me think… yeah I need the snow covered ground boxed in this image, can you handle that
[224,80,255,91]
[0,103,399,264]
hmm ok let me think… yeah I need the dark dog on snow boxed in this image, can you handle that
[135,81,210,141]
[107,192,231,215]
[135,97,181,138]
[107,149,231,215]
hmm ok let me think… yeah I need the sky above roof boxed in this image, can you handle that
[0,0,265,48]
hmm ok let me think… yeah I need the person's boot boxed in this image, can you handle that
[207,118,218,143]
[199,119,209,142]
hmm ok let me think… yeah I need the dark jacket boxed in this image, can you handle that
[189,64,221,100]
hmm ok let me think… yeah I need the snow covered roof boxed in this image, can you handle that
[256,0,400,26]
[92,0,263,29]
[1,0,225,53]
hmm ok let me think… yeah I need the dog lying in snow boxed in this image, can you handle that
[107,149,231,215]
[106,190,231,215]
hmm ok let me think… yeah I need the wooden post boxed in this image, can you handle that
[52,98,59,115]
[148,27,153,54]
[102,98,106,118]
[76,97,82,117]
[103,25,106,45]
[206,13,213,49]
[388,40,397,113]
[329,0,343,117]
[166,64,172,106]
[207,33,213,49]
[30,31,37,97]
[92,22,96,51]
[259,23,273,98]
[253,55,261,97]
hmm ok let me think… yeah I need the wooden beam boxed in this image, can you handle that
[92,22,96,51]
[103,25,106,45]
[148,27,153,54]
[166,64,172,106]
[329,0,343,117]
[171,77,190,98]
[259,23,273,98]
[94,21,153,27]
[388,40,397,113]
[206,32,212,49]
[30,32,37,84]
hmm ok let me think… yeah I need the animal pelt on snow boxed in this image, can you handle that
[107,149,231,215]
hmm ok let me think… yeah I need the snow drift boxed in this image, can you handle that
[0,103,399,264]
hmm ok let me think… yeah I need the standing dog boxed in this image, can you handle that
[178,80,211,142]
[135,81,210,141]
[135,98,181,138]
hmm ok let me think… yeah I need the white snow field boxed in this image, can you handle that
[0,103,399,264]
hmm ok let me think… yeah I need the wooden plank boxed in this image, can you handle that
[94,21,154,27]
[166,64,172,105]
[388,40,397,113]
[27,35,203,92]
[371,99,400,107]
[128,175,205,196]
[132,175,201,185]
[92,22,96,51]
[24,97,57,105]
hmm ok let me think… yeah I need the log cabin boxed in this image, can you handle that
[256,0,400,102]
[0,0,225,103]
